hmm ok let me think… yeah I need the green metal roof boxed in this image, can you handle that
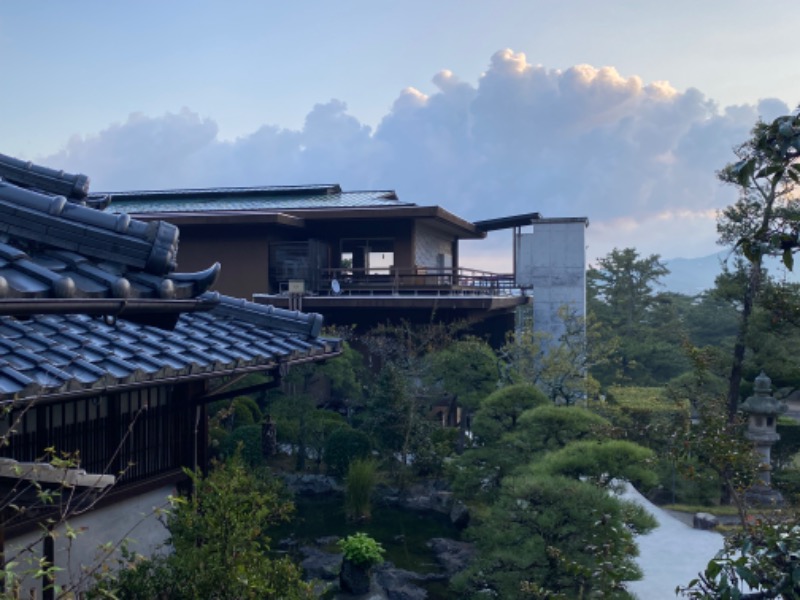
[100,185,412,214]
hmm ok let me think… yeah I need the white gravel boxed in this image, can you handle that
[622,484,725,599]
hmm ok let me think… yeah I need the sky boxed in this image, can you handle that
[2,1,799,271]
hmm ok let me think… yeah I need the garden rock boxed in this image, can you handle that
[282,473,343,496]
[693,512,719,530]
[449,500,470,528]
[427,538,476,576]
[340,558,372,595]
[300,546,342,581]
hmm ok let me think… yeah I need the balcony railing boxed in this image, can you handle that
[301,266,518,296]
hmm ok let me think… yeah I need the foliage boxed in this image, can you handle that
[304,409,347,470]
[218,425,264,468]
[454,474,656,599]
[774,417,800,470]
[345,458,378,521]
[318,340,367,409]
[500,307,606,404]
[508,404,612,456]
[359,362,421,470]
[679,518,800,599]
[716,110,800,421]
[338,532,385,568]
[526,439,658,491]
[676,381,759,511]
[94,454,312,600]
[471,384,549,445]
[428,337,499,453]
[409,424,457,478]
[587,248,691,386]
[599,386,690,453]
[323,427,372,477]
[356,321,465,481]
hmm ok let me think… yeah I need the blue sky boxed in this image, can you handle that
[2,1,799,268]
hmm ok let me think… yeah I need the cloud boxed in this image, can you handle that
[40,49,792,262]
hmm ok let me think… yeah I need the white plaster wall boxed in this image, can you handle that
[516,220,587,341]
[414,223,452,269]
[7,484,176,595]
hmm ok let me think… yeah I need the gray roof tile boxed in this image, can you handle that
[0,156,341,400]
[0,178,221,304]
[0,295,339,402]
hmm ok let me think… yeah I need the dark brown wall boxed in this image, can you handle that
[177,225,275,299]
[174,218,422,299]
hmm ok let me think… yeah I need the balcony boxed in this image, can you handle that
[276,266,519,297]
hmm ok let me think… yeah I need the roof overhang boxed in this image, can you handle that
[126,205,485,239]
[474,212,543,232]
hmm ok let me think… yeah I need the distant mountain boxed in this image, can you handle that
[661,251,800,296]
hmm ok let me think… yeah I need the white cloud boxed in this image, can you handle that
[39,49,793,263]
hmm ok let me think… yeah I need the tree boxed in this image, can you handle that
[527,439,658,491]
[500,307,606,404]
[716,109,800,421]
[588,247,669,337]
[453,474,656,599]
[428,338,499,453]
[356,321,464,480]
[504,404,612,457]
[95,455,312,600]
[587,248,684,385]
[471,384,548,445]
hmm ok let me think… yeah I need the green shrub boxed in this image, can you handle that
[472,384,549,444]
[232,395,262,427]
[219,425,264,468]
[324,428,372,477]
[345,458,378,520]
[775,417,800,469]
[338,533,385,568]
[599,386,689,452]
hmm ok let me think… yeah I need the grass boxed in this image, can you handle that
[346,458,379,520]
[661,503,740,516]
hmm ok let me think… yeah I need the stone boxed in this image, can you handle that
[281,473,343,496]
[693,512,719,530]
[426,538,476,576]
[449,500,470,528]
[340,558,372,595]
[300,546,342,581]
[373,563,429,600]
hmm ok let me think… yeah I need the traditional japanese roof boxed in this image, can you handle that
[0,154,341,401]
[0,293,339,403]
[0,158,223,325]
[100,185,410,214]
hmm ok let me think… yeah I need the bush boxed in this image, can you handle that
[231,395,262,427]
[91,455,312,599]
[219,425,264,468]
[472,384,549,444]
[775,417,800,469]
[324,427,372,477]
[338,533,385,568]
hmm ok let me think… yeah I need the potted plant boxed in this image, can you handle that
[338,532,385,594]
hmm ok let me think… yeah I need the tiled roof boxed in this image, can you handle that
[0,294,339,402]
[0,168,220,304]
[0,155,341,402]
[0,152,91,201]
[101,186,412,214]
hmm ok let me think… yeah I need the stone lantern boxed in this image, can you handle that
[739,371,786,505]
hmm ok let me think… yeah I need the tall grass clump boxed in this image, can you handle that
[345,458,378,521]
